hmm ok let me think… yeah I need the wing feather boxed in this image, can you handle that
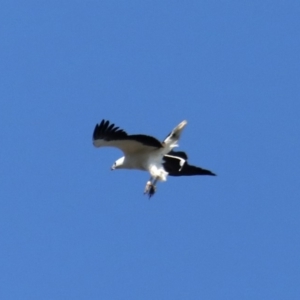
[93,119,162,154]
[163,152,216,176]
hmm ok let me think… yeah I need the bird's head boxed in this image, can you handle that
[111,157,125,170]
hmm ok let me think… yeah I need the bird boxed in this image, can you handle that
[93,119,216,198]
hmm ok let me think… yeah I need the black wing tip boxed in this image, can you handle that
[190,166,216,176]
[165,161,217,177]
[92,119,162,148]
[201,168,216,176]
[93,119,127,141]
[207,171,217,176]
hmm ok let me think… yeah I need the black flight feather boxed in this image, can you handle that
[93,120,162,148]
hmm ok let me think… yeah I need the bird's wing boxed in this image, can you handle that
[163,120,187,147]
[163,152,216,176]
[93,120,163,155]
[167,150,188,160]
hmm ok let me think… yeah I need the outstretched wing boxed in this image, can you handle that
[93,120,163,155]
[163,120,187,147]
[163,151,216,176]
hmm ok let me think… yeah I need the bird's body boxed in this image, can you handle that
[113,152,167,180]
[93,119,215,197]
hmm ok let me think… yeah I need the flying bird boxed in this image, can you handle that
[93,119,216,197]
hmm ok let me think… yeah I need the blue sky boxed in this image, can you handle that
[1,1,300,299]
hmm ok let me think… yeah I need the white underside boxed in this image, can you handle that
[120,150,169,181]
[109,120,187,182]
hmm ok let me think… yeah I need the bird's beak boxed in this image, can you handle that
[111,166,115,171]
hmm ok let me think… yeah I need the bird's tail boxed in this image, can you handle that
[163,120,187,151]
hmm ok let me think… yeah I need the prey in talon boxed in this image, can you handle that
[144,180,157,198]
[144,181,152,195]
[148,184,156,198]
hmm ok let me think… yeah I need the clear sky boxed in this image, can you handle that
[1,1,300,299]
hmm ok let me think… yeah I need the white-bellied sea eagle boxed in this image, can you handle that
[93,119,216,197]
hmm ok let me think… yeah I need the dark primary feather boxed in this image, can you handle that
[93,120,128,141]
[93,120,127,141]
[172,164,216,176]
[93,119,163,148]
[163,151,216,177]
